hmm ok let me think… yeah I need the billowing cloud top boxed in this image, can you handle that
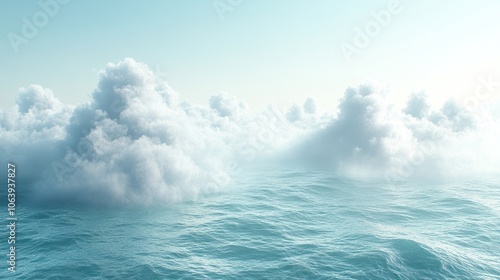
[1,58,498,205]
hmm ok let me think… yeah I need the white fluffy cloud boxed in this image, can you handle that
[291,84,499,179]
[0,58,498,205]
[0,59,324,204]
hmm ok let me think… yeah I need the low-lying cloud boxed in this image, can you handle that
[1,58,498,205]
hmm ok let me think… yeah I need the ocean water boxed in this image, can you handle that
[2,165,499,279]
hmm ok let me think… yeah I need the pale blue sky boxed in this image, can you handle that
[1,0,499,110]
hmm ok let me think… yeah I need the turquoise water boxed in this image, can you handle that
[2,166,499,279]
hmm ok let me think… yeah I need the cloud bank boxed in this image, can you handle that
[292,84,499,180]
[0,58,498,204]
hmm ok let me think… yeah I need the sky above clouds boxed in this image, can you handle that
[1,0,500,111]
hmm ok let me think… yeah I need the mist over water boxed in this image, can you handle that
[0,58,499,205]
